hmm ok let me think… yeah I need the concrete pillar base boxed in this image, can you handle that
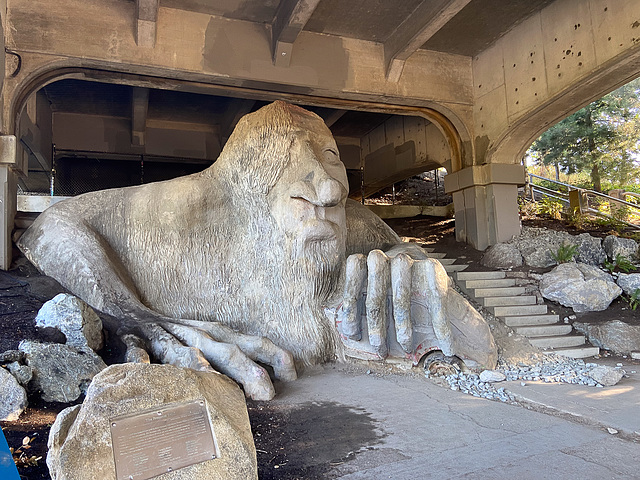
[0,165,17,270]
[445,164,525,251]
[0,136,18,270]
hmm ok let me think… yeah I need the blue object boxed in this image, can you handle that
[0,428,21,479]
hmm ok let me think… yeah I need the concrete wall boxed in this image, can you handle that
[473,0,640,165]
[52,112,220,161]
[445,0,640,249]
[1,0,474,160]
[360,115,451,196]
[17,91,52,176]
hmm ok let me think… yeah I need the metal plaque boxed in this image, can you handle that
[110,399,218,480]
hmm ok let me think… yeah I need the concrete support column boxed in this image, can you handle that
[445,164,525,251]
[0,136,17,270]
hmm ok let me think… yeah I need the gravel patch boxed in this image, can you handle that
[426,354,627,404]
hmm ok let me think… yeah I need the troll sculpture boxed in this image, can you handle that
[18,101,497,400]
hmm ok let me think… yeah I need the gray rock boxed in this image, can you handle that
[540,263,622,312]
[603,235,639,260]
[35,293,103,351]
[481,243,523,268]
[0,349,23,363]
[6,361,32,386]
[511,228,574,268]
[47,364,257,480]
[617,273,640,296]
[588,365,624,386]
[479,370,506,383]
[574,320,640,355]
[574,233,606,265]
[0,366,27,421]
[19,340,106,402]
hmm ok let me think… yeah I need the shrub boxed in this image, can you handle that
[538,196,564,220]
[623,288,640,311]
[550,243,578,264]
[604,254,637,273]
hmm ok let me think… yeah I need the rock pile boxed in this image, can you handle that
[0,294,107,419]
[483,229,638,270]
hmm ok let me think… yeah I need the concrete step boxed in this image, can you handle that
[503,314,560,327]
[421,247,435,253]
[456,271,506,281]
[444,264,468,273]
[491,304,548,317]
[529,335,586,349]
[514,324,573,337]
[482,295,537,307]
[462,278,516,289]
[544,346,600,359]
[426,252,447,259]
[437,258,456,265]
[470,286,526,298]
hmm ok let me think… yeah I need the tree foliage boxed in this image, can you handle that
[528,78,640,191]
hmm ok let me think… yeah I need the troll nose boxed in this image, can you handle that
[290,173,346,207]
[315,175,345,207]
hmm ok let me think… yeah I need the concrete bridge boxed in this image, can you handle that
[1,0,640,268]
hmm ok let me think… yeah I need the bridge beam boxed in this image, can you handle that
[384,0,472,82]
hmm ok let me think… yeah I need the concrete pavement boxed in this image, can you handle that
[267,360,640,479]
[505,358,640,439]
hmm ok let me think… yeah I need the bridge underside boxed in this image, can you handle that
[1,0,640,267]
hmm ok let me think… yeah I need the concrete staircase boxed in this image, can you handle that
[420,246,598,359]
[422,247,469,274]
[452,270,599,359]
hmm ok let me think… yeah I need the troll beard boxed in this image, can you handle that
[271,229,346,366]
[232,203,346,367]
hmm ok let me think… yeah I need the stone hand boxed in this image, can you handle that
[119,316,297,401]
[335,246,454,362]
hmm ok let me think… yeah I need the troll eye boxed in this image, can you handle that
[324,148,339,161]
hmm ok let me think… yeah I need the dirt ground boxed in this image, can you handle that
[1,214,638,479]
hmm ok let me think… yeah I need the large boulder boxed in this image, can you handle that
[19,340,106,402]
[510,228,606,267]
[574,320,640,355]
[617,273,640,296]
[0,366,28,421]
[540,263,622,313]
[603,235,639,260]
[511,228,571,268]
[47,364,257,480]
[481,243,523,269]
[588,365,624,386]
[35,293,104,351]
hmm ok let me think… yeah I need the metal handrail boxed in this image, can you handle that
[583,188,640,211]
[528,173,640,210]
[528,173,578,191]
[622,191,640,202]
[527,172,640,230]
[530,184,569,204]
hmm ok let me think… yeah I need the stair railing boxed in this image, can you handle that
[527,173,640,230]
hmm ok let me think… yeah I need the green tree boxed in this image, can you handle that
[528,78,640,191]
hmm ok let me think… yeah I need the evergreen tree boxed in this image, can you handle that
[528,78,640,191]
